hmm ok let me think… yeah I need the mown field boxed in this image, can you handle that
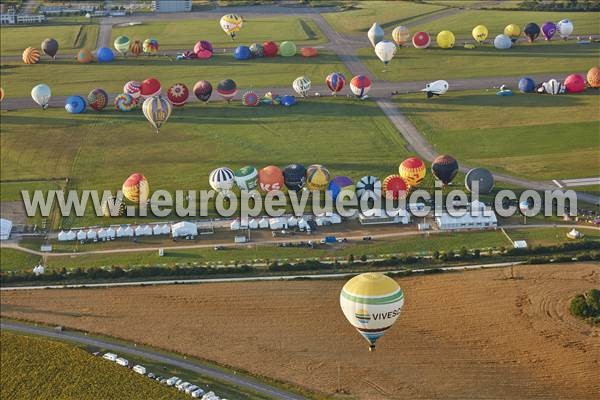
[0,23,99,56]
[395,89,600,181]
[0,331,188,400]
[111,16,325,50]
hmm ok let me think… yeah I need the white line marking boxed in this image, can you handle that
[552,180,564,188]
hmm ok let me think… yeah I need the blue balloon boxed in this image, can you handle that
[233,45,251,60]
[65,95,86,114]
[281,95,296,107]
[518,77,535,93]
[96,47,115,63]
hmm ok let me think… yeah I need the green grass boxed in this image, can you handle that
[111,16,325,50]
[507,227,600,246]
[408,10,600,36]
[0,248,41,272]
[360,40,599,82]
[0,331,189,400]
[0,23,99,56]
[396,90,600,181]
[322,1,446,35]
[1,98,409,227]
[423,0,524,8]
[0,50,349,97]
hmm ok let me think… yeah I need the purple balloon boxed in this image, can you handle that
[541,21,556,40]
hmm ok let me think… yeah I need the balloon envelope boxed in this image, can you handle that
[209,167,235,193]
[124,81,142,98]
[383,175,409,200]
[494,34,512,49]
[281,95,296,107]
[436,30,455,49]
[22,47,41,64]
[122,173,149,203]
[41,38,59,58]
[412,32,431,49]
[283,164,307,191]
[306,164,330,191]
[114,93,136,112]
[258,166,284,192]
[142,96,172,133]
[374,40,396,64]
[326,72,346,94]
[557,19,573,39]
[356,176,382,199]
[193,80,213,102]
[242,91,259,106]
[431,155,458,184]
[167,83,189,106]
[263,41,278,57]
[279,41,296,57]
[504,24,521,42]
[217,79,237,101]
[76,49,93,63]
[293,76,311,97]
[465,168,494,193]
[234,166,259,191]
[472,25,488,43]
[340,272,404,351]
[399,157,426,187]
[96,47,114,62]
[65,95,86,114]
[328,176,354,200]
[143,38,159,54]
[368,22,384,47]
[518,77,536,93]
[220,14,243,38]
[87,88,108,111]
[392,25,410,46]
[587,66,600,88]
[524,23,540,42]
[350,75,372,98]
[31,84,51,109]
[113,35,130,54]
[249,43,264,57]
[564,74,585,93]
[541,21,556,40]
[140,78,162,98]
[233,45,251,60]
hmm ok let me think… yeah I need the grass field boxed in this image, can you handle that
[0,248,41,272]
[360,41,600,82]
[0,23,99,56]
[396,90,600,181]
[111,16,325,50]
[0,331,189,400]
[0,50,349,97]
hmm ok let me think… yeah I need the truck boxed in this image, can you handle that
[132,365,146,375]
[102,353,118,362]
[320,236,337,244]
[234,235,247,243]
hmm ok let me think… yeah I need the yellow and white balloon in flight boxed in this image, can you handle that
[340,273,405,351]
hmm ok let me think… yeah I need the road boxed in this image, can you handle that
[0,320,306,400]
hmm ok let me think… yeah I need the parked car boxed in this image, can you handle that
[185,385,199,394]
[177,381,191,391]
[191,388,205,398]
[166,377,180,386]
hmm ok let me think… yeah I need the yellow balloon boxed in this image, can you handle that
[436,30,455,49]
[472,25,489,43]
[504,24,521,40]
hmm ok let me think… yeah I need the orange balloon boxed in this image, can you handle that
[130,40,142,57]
[300,47,318,57]
[76,48,93,63]
[258,165,284,193]
[587,66,600,88]
[22,47,41,64]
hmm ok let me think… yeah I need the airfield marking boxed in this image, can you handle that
[553,180,564,188]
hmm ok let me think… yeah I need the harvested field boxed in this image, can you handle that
[2,263,599,399]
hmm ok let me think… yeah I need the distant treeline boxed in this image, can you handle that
[517,0,600,11]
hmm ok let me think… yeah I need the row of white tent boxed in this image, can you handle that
[230,213,342,231]
[57,222,198,241]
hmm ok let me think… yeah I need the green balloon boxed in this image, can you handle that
[114,35,130,55]
[279,41,296,57]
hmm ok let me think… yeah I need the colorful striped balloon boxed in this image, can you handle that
[326,72,345,95]
[340,273,404,351]
[399,157,426,187]
[349,75,371,98]
[23,47,41,64]
[122,173,149,204]
[142,96,172,134]
[114,93,136,112]
[306,164,330,191]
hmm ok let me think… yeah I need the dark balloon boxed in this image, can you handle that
[249,43,263,57]
[431,155,458,185]
[518,77,535,93]
[193,80,212,102]
[280,95,296,107]
[87,88,109,111]
[217,79,237,102]
[42,38,59,58]
[283,164,306,191]
[465,168,494,193]
[234,45,251,60]
[524,23,540,42]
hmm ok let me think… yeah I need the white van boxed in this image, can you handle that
[102,353,118,362]
[191,389,205,398]
[185,385,199,394]
[132,365,146,375]
[115,357,129,367]
[166,377,179,386]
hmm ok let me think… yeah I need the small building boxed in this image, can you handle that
[171,221,197,238]
[436,207,498,230]
[152,0,192,13]
[0,13,46,25]
[567,229,583,239]
[57,230,77,241]
[116,226,134,238]
[0,218,13,240]
[359,209,410,225]
[513,240,528,249]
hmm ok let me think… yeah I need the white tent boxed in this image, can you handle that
[97,228,108,239]
[297,217,308,230]
[171,221,198,238]
[135,225,153,236]
[567,229,583,239]
[77,230,87,241]
[0,218,13,240]
[153,224,170,235]
[436,210,497,230]
[240,218,249,229]
[116,226,134,238]
[33,264,45,275]
[329,213,342,224]
[269,217,288,230]
[230,219,241,231]
[87,229,97,240]
[248,219,259,229]
[359,208,410,225]
[57,230,76,241]
[258,217,269,229]
[105,227,116,239]
[287,216,298,227]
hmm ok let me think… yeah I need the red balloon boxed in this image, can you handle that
[564,73,585,93]
[258,165,284,192]
[167,83,189,107]
[263,41,278,57]
[383,175,409,200]
[412,31,431,49]
[140,78,161,98]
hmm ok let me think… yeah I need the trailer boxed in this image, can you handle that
[133,365,147,375]
[102,353,118,362]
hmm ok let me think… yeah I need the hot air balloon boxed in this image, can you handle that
[87,88,108,111]
[140,78,161,98]
[472,25,488,44]
[493,34,512,49]
[96,47,114,62]
[193,80,213,102]
[114,93,136,112]
[436,30,455,49]
[261,91,281,106]
[31,84,51,109]
[564,74,585,93]
[234,45,251,60]
[412,32,431,49]
[142,96,172,134]
[465,168,494,194]
[293,76,311,97]
[399,157,426,187]
[143,38,159,55]
[234,166,259,191]
[356,175,382,200]
[524,23,540,42]
[431,155,458,185]
[283,164,307,192]
[102,196,126,217]
[557,19,574,40]
[422,80,448,98]
[113,35,130,55]
[124,81,142,99]
[281,95,296,107]
[22,47,41,64]
[368,22,384,48]
[65,95,86,114]
[382,175,409,200]
[350,75,371,99]
[326,72,346,95]
[340,272,404,351]
[130,40,142,56]
[540,79,564,95]
[217,79,237,102]
[504,24,521,43]
[76,48,93,63]
[540,21,556,41]
[263,41,278,57]
[306,164,330,191]
[258,165,285,192]
[392,25,410,46]
[209,167,235,195]
[279,41,296,57]
[220,14,243,39]
[167,83,189,107]
[41,38,59,58]
[242,91,259,106]
[249,43,264,57]
[0,87,4,102]
[122,173,149,204]
[587,66,600,88]
[374,40,396,65]
[300,47,317,57]
[518,77,536,93]
[194,40,213,58]
[328,176,354,201]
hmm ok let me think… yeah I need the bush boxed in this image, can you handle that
[570,289,600,325]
